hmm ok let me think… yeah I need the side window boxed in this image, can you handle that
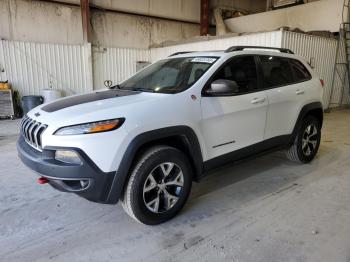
[212,56,258,93]
[289,59,312,82]
[260,56,294,88]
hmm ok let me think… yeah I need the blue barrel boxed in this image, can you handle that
[21,96,44,114]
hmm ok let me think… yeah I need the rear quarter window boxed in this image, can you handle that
[289,59,312,82]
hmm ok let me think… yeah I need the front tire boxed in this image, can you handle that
[286,115,321,163]
[121,145,192,225]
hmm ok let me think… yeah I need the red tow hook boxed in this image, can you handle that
[38,177,49,184]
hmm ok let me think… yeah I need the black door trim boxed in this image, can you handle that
[203,135,291,173]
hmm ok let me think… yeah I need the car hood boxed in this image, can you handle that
[27,89,169,127]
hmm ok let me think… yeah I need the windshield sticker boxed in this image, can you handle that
[191,57,217,64]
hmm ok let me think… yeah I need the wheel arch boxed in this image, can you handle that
[106,126,203,204]
[291,102,323,143]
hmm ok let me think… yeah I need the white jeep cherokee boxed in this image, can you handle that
[18,46,324,225]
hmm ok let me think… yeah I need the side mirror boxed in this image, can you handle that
[205,79,239,96]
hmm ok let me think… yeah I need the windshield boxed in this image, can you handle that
[119,57,218,94]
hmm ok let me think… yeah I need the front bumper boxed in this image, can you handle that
[17,136,117,204]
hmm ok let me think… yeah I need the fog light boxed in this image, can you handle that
[80,180,89,189]
[55,150,82,165]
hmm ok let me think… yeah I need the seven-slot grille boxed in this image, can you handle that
[20,115,48,151]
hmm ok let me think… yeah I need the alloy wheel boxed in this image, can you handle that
[143,162,184,213]
[302,123,318,156]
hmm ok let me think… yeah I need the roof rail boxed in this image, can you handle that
[168,51,195,57]
[224,46,294,54]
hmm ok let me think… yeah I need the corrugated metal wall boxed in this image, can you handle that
[150,31,283,62]
[1,31,346,110]
[0,40,93,97]
[328,37,350,107]
[0,41,5,82]
[92,46,150,90]
[281,31,348,108]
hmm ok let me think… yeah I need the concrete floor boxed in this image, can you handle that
[0,109,350,262]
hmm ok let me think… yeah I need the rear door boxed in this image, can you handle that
[200,55,268,160]
[259,55,311,140]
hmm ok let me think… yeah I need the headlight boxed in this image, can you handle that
[54,118,125,136]
[55,150,82,165]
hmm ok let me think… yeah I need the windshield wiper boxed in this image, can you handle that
[130,87,156,93]
[110,84,121,89]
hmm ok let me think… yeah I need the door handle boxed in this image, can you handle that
[251,97,266,104]
[296,89,305,95]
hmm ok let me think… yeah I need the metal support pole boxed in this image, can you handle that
[200,0,209,36]
[328,33,341,110]
[80,0,91,43]
[266,0,272,11]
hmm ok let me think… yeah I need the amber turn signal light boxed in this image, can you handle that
[89,122,120,133]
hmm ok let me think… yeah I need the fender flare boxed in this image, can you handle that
[291,102,323,143]
[106,126,203,203]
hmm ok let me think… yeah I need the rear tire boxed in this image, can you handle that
[121,145,192,225]
[286,115,321,163]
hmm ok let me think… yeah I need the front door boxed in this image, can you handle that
[200,55,268,161]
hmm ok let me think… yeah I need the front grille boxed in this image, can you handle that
[20,115,48,151]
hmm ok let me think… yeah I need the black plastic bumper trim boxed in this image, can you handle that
[17,136,116,203]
